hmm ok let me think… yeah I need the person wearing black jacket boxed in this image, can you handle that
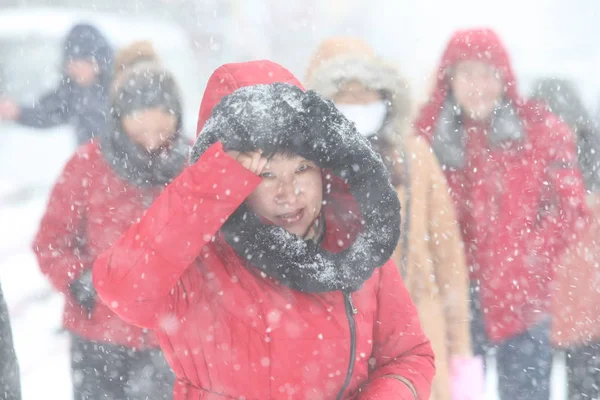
[0,23,113,146]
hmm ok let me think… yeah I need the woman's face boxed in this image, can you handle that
[246,155,323,239]
[67,59,100,87]
[122,107,178,151]
[450,60,504,121]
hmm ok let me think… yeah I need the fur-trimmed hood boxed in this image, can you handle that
[306,39,411,147]
[190,61,401,293]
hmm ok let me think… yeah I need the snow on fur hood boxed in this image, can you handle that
[190,61,401,292]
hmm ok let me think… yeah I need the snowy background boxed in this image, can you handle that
[1,0,598,398]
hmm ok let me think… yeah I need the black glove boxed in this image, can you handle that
[69,270,96,312]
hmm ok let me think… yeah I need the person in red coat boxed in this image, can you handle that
[415,28,588,400]
[32,57,187,399]
[93,60,435,400]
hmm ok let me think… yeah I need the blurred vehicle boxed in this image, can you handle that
[0,7,202,202]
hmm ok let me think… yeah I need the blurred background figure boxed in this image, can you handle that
[0,281,21,400]
[530,78,600,400]
[306,37,483,400]
[415,28,589,400]
[31,42,187,400]
[531,79,600,194]
[0,23,113,146]
[0,10,202,203]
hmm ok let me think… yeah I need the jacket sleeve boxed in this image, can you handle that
[425,144,472,357]
[501,116,590,275]
[355,262,436,400]
[78,105,109,141]
[93,142,262,329]
[32,151,92,293]
[18,85,70,129]
[534,117,589,261]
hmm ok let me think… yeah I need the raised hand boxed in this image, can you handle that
[0,97,20,121]
[226,150,268,176]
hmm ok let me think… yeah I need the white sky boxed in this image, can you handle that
[238,0,599,110]
[366,0,600,108]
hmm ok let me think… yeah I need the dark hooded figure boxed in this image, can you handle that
[0,283,21,400]
[531,78,600,192]
[0,23,113,145]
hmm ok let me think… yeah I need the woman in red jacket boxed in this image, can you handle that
[32,55,187,399]
[93,60,435,400]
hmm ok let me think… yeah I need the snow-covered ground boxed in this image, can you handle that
[0,130,568,399]
[0,126,73,400]
[0,187,71,400]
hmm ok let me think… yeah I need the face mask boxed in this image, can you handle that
[335,101,388,138]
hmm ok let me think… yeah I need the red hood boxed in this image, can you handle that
[417,28,522,139]
[193,60,361,246]
[196,60,305,136]
[193,60,365,253]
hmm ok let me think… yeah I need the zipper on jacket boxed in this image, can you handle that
[400,156,411,279]
[336,291,358,400]
[347,292,358,315]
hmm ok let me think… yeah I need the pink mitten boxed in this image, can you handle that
[450,356,484,400]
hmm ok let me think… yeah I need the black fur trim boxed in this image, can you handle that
[190,83,401,293]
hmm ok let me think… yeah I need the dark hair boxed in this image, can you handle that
[260,148,306,160]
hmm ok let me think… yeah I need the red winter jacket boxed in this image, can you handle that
[94,61,435,400]
[416,29,588,342]
[32,142,162,348]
